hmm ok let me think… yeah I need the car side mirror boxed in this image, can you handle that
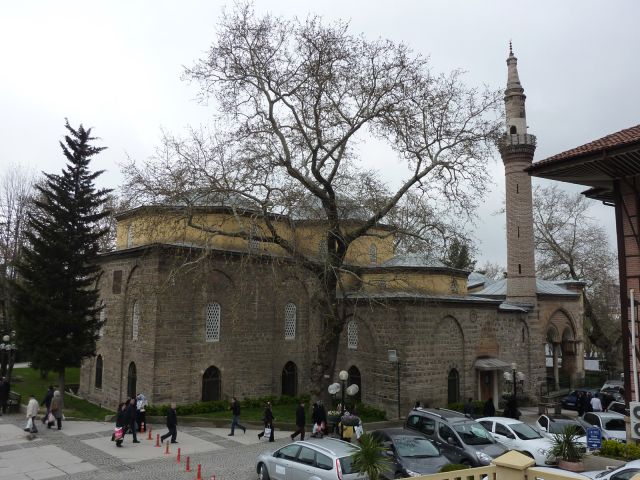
[540,426,547,432]
[447,437,457,446]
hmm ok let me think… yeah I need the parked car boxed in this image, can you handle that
[583,459,640,480]
[606,401,628,416]
[405,407,507,466]
[535,414,587,445]
[477,416,555,466]
[370,428,450,479]
[578,412,626,443]
[256,437,366,480]
[560,388,600,411]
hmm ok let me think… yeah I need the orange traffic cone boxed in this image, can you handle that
[196,464,202,480]
[164,441,170,455]
[155,433,160,447]
[141,422,145,433]
[185,456,192,472]
[147,426,152,440]
[176,447,181,463]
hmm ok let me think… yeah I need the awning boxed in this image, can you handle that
[473,358,512,371]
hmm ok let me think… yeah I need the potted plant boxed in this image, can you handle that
[352,433,393,480]
[549,425,586,472]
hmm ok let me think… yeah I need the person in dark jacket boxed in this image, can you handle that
[258,401,274,442]
[0,377,9,415]
[126,398,139,443]
[114,403,127,447]
[463,397,474,416]
[483,398,496,417]
[229,397,246,436]
[291,400,306,441]
[160,402,178,444]
[41,385,54,424]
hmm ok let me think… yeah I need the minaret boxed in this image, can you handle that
[498,43,537,305]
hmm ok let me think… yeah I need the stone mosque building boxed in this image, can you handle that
[79,48,585,416]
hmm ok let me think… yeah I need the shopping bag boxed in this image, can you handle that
[24,417,33,431]
[354,424,363,440]
[114,427,124,440]
[263,427,272,439]
[47,413,55,424]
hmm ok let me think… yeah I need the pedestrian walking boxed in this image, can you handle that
[229,397,246,436]
[291,400,306,441]
[136,393,148,432]
[49,390,63,430]
[160,402,178,444]
[113,403,127,447]
[126,398,140,443]
[41,385,54,424]
[576,391,585,417]
[590,394,603,412]
[258,401,274,442]
[483,398,496,417]
[463,397,474,416]
[0,377,10,415]
[25,394,39,433]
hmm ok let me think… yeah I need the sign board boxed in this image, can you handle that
[631,401,640,439]
[586,427,602,450]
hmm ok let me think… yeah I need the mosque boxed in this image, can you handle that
[79,48,585,415]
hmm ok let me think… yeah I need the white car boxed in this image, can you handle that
[535,414,588,445]
[477,417,555,466]
[579,412,626,443]
[583,459,640,480]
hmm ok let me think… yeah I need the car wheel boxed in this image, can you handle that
[258,463,270,480]
[522,451,534,459]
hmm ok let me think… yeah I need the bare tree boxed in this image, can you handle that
[123,4,501,398]
[0,163,37,331]
[477,261,505,280]
[533,184,621,374]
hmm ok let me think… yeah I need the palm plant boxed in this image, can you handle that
[352,433,394,480]
[549,425,586,463]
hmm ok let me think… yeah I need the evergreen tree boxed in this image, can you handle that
[443,238,476,271]
[12,121,111,403]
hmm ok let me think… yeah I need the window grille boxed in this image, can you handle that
[132,301,140,340]
[248,224,260,252]
[206,303,221,342]
[369,243,377,264]
[347,320,358,350]
[127,225,134,248]
[284,303,296,339]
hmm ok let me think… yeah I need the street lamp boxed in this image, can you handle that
[504,362,525,419]
[339,370,348,439]
[388,350,400,419]
[0,333,17,382]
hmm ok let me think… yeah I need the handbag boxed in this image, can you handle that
[47,412,55,424]
[114,427,124,440]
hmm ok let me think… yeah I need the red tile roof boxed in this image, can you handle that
[534,124,640,167]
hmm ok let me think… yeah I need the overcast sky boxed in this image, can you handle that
[1,0,638,266]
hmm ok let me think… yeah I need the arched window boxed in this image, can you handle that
[205,303,221,342]
[369,243,377,264]
[127,362,137,398]
[510,125,517,135]
[348,365,362,402]
[347,320,358,350]
[202,366,221,401]
[284,303,296,340]
[132,301,140,340]
[127,224,134,248]
[98,302,106,338]
[95,355,103,389]
[447,368,460,404]
[282,361,298,396]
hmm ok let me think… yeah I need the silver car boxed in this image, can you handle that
[256,437,367,480]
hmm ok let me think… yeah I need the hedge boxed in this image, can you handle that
[600,440,640,460]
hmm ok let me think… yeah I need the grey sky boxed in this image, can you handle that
[1,0,638,266]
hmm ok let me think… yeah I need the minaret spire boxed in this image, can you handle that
[498,46,537,305]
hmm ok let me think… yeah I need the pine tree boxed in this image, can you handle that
[12,121,111,403]
[443,238,476,271]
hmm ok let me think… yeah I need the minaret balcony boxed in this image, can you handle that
[498,133,537,147]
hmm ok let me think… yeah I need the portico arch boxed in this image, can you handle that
[547,310,579,389]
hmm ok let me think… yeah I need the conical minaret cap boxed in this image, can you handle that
[506,41,524,94]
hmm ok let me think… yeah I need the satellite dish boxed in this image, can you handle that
[346,384,360,396]
[328,383,341,395]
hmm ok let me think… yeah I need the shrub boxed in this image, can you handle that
[600,440,640,460]
[440,464,470,473]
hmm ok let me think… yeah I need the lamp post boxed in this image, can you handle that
[339,370,348,439]
[0,333,17,382]
[388,350,400,419]
[505,362,525,419]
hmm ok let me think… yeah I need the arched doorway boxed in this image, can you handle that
[127,362,136,398]
[202,366,221,401]
[348,365,362,403]
[447,369,460,404]
[282,361,297,396]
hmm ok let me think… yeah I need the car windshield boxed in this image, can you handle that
[453,422,494,445]
[548,422,585,436]
[604,418,626,431]
[339,455,358,474]
[394,436,439,458]
[510,423,543,440]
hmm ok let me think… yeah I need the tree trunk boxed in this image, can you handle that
[57,369,65,411]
